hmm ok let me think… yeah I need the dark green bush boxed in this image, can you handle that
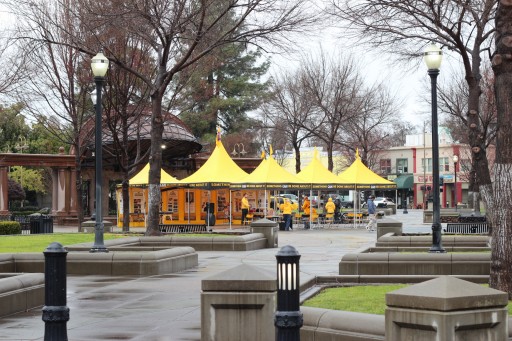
[0,221,21,235]
[11,206,39,213]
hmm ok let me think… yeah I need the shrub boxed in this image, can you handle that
[0,221,22,235]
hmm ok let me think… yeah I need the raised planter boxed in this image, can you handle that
[339,253,490,276]
[1,247,198,276]
[66,233,268,252]
[0,273,44,318]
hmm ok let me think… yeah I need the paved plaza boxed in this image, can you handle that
[0,210,432,340]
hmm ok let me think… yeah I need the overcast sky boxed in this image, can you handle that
[265,25,461,130]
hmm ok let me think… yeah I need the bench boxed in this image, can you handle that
[158,224,207,233]
[444,223,489,234]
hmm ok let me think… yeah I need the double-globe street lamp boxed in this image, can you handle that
[453,154,459,211]
[90,51,109,253]
[424,43,445,253]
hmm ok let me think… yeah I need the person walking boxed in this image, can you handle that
[241,193,250,225]
[365,195,377,232]
[280,198,293,231]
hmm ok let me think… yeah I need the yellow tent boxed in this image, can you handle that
[180,139,248,189]
[129,163,181,186]
[297,149,346,189]
[338,150,396,189]
[231,155,308,190]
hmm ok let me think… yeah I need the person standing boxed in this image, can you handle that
[325,197,336,219]
[366,195,377,231]
[241,193,250,225]
[279,199,293,231]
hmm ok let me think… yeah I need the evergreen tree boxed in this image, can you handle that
[178,43,270,140]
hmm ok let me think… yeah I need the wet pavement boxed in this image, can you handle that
[0,209,432,340]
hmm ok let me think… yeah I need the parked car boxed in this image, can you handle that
[362,197,394,208]
[280,193,299,203]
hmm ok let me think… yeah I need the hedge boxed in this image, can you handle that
[0,221,21,235]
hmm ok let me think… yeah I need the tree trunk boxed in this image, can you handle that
[122,179,130,232]
[146,92,164,236]
[487,0,512,297]
[327,143,333,172]
[293,143,301,174]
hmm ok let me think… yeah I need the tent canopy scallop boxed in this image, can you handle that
[297,149,347,189]
[179,140,248,189]
[231,154,308,190]
[337,150,397,189]
[129,163,181,186]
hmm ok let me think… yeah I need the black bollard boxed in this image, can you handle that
[275,245,303,341]
[42,242,69,341]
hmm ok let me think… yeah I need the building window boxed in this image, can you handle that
[422,158,432,173]
[396,158,408,174]
[380,159,391,174]
[439,157,450,172]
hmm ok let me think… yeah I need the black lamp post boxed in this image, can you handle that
[275,245,302,341]
[453,154,458,211]
[402,190,408,214]
[424,43,445,253]
[90,51,109,253]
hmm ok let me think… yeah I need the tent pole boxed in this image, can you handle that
[229,190,232,230]
[187,189,190,224]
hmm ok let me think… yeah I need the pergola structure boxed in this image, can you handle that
[0,147,76,217]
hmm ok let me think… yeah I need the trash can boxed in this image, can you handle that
[29,215,53,234]
[278,221,286,231]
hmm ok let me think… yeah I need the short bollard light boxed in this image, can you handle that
[275,245,303,341]
[42,242,69,341]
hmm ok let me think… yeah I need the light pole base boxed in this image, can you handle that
[90,246,109,253]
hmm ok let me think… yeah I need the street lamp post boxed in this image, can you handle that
[424,43,445,253]
[453,155,458,211]
[90,51,109,253]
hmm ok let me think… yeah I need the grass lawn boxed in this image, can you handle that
[0,233,131,253]
[0,232,233,253]
[303,285,512,315]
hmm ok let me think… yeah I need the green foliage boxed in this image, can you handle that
[302,285,407,315]
[0,233,128,252]
[29,118,68,154]
[0,103,30,153]
[303,285,512,316]
[179,43,270,138]
[8,166,46,193]
[0,221,22,235]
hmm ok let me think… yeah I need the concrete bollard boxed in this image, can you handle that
[42,242,69,341]
[251,218,279,248]
[376,219,403,238]
[201,264,276,341]
[385,276,508,341]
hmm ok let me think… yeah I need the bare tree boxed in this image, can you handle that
[261,73,315,173]
[338,83,401,171]
[487,0,512,296]
[330,0,496,210]
[300,51,363,171]
[13,29,92,231]
[5,0,317,235]
[0,37,29,96]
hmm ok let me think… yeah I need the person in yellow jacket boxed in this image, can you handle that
[325,197,336,218]
[241,193,250,225]
[302,196,311,215]
[280,198,293,231]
